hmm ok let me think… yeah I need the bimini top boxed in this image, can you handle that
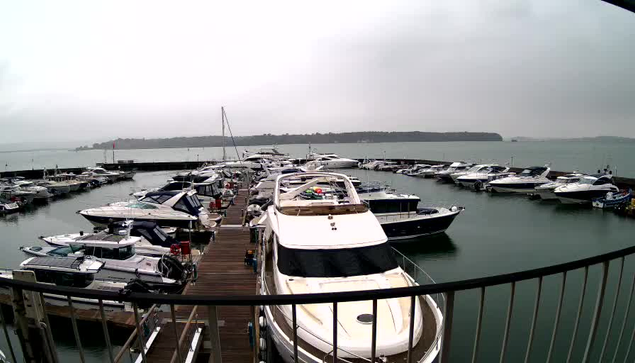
[21,256,103,274]
[273,172,366,215]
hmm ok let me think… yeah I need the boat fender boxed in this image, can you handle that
[170,244,181,255]
[191,263,198,282]
[259,337,266,351]
[259,316,267,328]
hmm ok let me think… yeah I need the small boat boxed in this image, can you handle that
[488,165,551,193]
[554,175,619,204]
[21,238,192,293]
[259,171,443,362]
[0,256,155,311]
[85,167,122,183]
[0,200,20,215]
[533,173,583,200]
[40,221,186,257]
[592,190,632,209]
[46,173,88,192]
[415,165,445,178]
[449,164,490,184]
[5,177,53,200]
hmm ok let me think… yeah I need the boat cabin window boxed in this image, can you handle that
[134,225,174,247]
[593,178,612,186]
[128,202,158,209]
[30,269,94,288]
[143,193,174,204]
[84,245,135,260]
[277,243,398,278]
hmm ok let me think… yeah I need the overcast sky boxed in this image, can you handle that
[0,0,634,144]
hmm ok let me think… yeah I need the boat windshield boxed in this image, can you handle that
[277,243,398,278]
[579,178,596,185]
[127,202,158,209]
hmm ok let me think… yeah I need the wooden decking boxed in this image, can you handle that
[145,189,257,363]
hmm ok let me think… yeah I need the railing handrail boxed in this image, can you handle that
[3,243,635,305]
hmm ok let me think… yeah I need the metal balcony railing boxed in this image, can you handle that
[0,244,635,362]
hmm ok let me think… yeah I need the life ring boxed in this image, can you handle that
[170,244,181,255]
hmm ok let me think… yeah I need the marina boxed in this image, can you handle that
[0,146,634,362]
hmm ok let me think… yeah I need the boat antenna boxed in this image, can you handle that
[221,107,226,162]
[221,107,242,161]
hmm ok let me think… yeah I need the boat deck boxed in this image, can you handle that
[144,188,257,363]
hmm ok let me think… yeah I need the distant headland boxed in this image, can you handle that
[76,131,503,150]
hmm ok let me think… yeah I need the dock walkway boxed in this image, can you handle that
[145,189,256,363]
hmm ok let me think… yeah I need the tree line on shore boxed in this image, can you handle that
[77,131,503,150]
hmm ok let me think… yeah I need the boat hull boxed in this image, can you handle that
[377,209,462,241]
[490,183,545,194]
[555,190,614,205]
[80,212,197,229]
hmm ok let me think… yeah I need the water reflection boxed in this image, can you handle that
[392,233,457,258]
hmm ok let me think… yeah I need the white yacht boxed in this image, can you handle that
[304,154,359,169]
[0,256,139,311]
[6,178,52,200]
[21,238,190,293]
[456,165,511,188]
[40,221,183,257]
[79,190,214,230]
[435,162,472,183]
[488,166,551,193]
[449,164,489,184]
[85,167,122,182]
[534,173,584,200]
[554,175,619,204]
[416,165,445,178]
[259,172,442,362]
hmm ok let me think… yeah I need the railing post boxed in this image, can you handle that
[499,282,516,363]
[407,295,416,363]
[599,257,624,362]
[292,304,298,363]
[0,303,17,363]
[546,272,567,363]
[133,303,147,363]
[440,291,455,363]
[524,277,543,363]
[171,304,183,363]
[611,274,635,363]
[332,302,338,363]
[471,287,485,363]
[207,305,222,363]
[66,296,86,363]
[567,266,589,363]
[98,300,115,363]
[581,261,610,363]
[371,299,378,362]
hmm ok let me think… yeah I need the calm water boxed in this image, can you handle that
[2,140,635,177]
[0,169,634,361]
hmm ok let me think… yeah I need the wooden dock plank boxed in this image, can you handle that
[146,189,257,362]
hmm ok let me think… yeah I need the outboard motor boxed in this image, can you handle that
[158,254,187,281]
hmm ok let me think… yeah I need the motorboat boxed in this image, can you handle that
[488,166,551,193]
[449,164,485,184]
[0,200,20,215]
[40,221,186,257]
[554,175,620,204]
[533,174,583,200]
[173,164,224,183]
[416,165,446,179]
[259,172,443,362]
[0,256,152,311]
[35,180,71,196]
[403,164,432,177]
[79,190,215,229]
[357,184,464,240]
[4,177,53,200]
[359,159,385,170]
[0,184,36,205]
[303,154,359,169]
[46,173,88,192]
[456,165,511,188]
[376,161,402,172]
[85,167,122,183]
[592,190,633,209]
[21,238,191,293]
[435,162,472,183]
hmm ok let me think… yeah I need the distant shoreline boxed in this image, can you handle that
[76,131,503,151]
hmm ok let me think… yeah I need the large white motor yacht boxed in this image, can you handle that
[435,162,472,182]
[259,172,442,362]
[488,166,551,193]
[79,190,213,229]
[554,175,619,204]
[304,154,359,169]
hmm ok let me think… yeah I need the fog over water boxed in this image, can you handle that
[1,1,634,144]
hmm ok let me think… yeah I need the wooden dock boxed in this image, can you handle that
[144,188,257,363]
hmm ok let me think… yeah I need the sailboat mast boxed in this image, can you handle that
[221,107,226,161]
